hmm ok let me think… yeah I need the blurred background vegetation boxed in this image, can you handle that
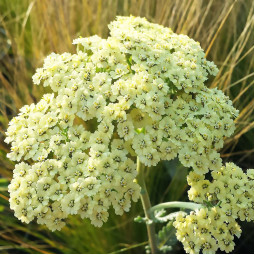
[0,0,253,253]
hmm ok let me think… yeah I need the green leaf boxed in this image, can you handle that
[134,215,146,223]
[157,221,178,253]
[134,215,153,225]
[154,211,183,223]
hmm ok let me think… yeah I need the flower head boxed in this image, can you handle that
[6,16,241,231]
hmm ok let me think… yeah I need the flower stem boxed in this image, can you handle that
[136,157,158,254]
[150,201,203,214]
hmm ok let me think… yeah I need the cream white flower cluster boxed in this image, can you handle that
[5,16,241,232]
[173,163,254,253]
[187,163,254,221]
[173,207,242,254]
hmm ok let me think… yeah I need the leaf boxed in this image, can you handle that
[134,215,153,225]
[154,211,183,223]
[157,221,178,253]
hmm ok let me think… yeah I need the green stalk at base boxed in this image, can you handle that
[136,157,158,254]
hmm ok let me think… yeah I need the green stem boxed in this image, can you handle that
[136,157,158,254]
[150,201,203,214]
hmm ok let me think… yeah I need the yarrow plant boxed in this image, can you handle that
[5,16,254,253]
